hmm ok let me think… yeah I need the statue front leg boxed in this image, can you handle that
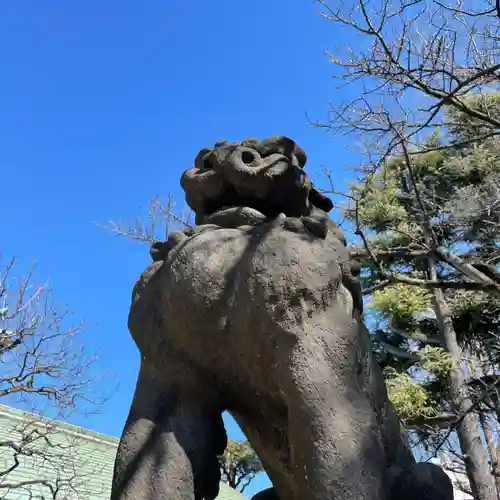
[111,359,226,500]
[277,322,388,500]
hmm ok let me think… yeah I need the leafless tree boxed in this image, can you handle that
[313,1,500,498]
[97,194,193,244]
[0,254,108,499]
[315,0,500,153]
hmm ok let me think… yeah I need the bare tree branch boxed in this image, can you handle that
[0,255,111,499]
[95,195,193,245]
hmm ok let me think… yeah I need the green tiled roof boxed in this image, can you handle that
[218,483,247,500]
[0,404,246,500]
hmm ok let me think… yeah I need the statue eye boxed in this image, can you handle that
[204,154,216,170]
[194,148,214,170]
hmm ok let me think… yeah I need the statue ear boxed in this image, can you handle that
[309,186,334,213]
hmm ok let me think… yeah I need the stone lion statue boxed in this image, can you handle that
[110,136,453,500]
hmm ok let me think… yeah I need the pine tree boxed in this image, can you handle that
[342,94,500,497]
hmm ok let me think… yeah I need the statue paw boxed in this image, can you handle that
[389,462,454,500]
[282,213,329,239]
[150,241,171,262]
[301,215,328,239]
[250,487,279,500]
[149,228,195,262]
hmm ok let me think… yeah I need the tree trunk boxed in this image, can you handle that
[397,162,496,498]
[470,353,500,496]
[430,259,497,500]
[479,410,500,496]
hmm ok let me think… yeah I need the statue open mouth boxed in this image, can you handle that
[199,186,312,227]
[180,136,333,228]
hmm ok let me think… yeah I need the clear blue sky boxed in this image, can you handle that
[0,1,359,497]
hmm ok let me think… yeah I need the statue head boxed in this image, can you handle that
[180,136,333,226]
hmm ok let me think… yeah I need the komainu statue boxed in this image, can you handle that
[110,136,453,500]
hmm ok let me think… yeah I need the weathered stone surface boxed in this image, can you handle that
[388,463,454,500]
[110,136,453,500]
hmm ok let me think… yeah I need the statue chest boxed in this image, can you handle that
[162,224,348,328]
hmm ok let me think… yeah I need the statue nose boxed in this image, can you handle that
[241,149,258,166]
